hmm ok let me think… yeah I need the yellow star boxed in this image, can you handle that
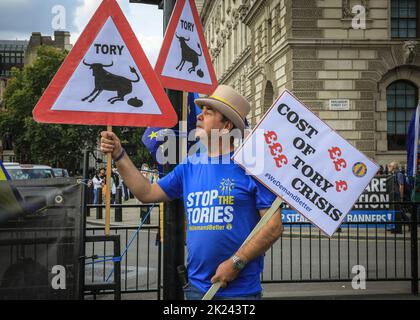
[148,131,158,140]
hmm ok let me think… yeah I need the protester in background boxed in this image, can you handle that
[388,161,410,234]
[111,168,119,204]
[122,177,129,201]
[112,167,119,184]
[92,170,103,204]
[141,163,154,184]
[153,169,160,184]
[102,176,107,204]
[111,175,117,204]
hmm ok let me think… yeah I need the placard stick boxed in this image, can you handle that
[105,125,113,235]
[202,196,284,300]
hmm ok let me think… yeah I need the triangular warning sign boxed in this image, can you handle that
[155,0,218,95]
[33,0,177,128]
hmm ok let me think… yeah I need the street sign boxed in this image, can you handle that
[233,90,379,237]
[329,99,350,110]
[33,0,177,128]
[155,0,218,94]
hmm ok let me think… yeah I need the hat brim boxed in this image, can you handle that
[194,98,245,131]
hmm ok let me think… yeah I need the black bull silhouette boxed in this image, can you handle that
[82,60,140,104]
[175,34,203,74]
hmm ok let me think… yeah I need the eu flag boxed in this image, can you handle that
[142,93,202,162]
[142,127,165,162]
[187,92,201,152]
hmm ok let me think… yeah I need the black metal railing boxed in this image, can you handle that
[84,235,121,300]
[261,202,419,295]
[83,203,161,299]
[82,201,418,298]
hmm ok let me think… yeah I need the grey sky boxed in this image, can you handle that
[0,0,163,65]
[0,0,80,39]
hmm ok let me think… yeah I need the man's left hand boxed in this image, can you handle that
[210,258,241,288]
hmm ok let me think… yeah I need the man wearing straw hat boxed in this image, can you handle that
[100,85,283,300]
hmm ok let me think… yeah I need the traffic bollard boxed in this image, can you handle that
[97,188,103,219]
[115,187,122,222]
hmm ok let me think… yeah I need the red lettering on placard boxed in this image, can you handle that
[328,146,347,172]
[270,143,283,156]
[334,158,347,172]
[264,131,278,145]
[328,147,341,159]
[274,154,288,168]
[265,131,288,169]
[335,180,348,192]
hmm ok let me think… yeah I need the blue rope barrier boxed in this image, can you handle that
[105,205,154,282]
[85,204,154,266]
[84,205,155,275]
[85,257,115,266]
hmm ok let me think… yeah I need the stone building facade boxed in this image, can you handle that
[24,31,72,65]
[199,0,420,167]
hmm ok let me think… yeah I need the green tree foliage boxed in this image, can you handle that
[0,46,153,172]
[0,46,99,171]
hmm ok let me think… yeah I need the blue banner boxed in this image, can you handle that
[281,209,395,229]
[280,176,396,229]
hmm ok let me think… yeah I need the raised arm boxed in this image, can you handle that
[210,208,283,288]
[100,131,170,204]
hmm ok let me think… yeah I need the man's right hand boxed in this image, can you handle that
[100,131,122,159]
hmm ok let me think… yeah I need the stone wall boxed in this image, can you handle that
[201,0,420,166]
[24,31,72,65]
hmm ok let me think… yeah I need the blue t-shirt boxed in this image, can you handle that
[158,152,276,297]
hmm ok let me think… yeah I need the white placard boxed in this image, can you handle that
[233,90,379,237]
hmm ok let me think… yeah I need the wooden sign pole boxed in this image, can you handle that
[105,125,113,235]
[202,197,284,300]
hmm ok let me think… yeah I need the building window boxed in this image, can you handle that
[391,0,418,38]
[387,80,418,150]
[263,81,274,113]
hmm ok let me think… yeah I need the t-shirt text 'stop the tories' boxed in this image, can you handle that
[158,152,276,297]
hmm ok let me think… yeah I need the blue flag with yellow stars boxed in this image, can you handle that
[142,92,202,162]
[142,127,165,162]
[187,92,201,152]
[407,103,420,177]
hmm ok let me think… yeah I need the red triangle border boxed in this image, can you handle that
[155,0,218,95]
[33,0,178,128]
